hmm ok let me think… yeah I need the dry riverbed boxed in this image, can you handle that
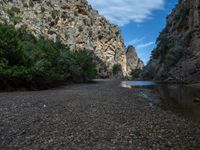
[0,79,200,149]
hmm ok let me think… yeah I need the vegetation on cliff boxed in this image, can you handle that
[142,0,200,83]
[131,69,142,79]
[0,23,97,90]
[0,0,130,78]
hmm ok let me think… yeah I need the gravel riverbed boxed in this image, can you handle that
[0,80,200,149]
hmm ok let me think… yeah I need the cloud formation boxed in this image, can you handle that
[88,0,164,26]
[136,41,154,49]
[127,37,146,45]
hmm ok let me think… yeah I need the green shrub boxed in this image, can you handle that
[164,46,183,67]
[151,48,160,59]
[131,69,142,79]
[150,29,175,63]
[0,23,97,89]
[71,50,97,80]
[10,6,21,14]
[174,2,189,21]
[7,6,20,16]
[88,4,93,11]
[11,16,23,24]
[112,64,122,75]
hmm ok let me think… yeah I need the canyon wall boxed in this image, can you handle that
[0,0,134,78]
[142,0,200,83]
[126,45,144,75]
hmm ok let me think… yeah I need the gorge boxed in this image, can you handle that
[0,0,200,149]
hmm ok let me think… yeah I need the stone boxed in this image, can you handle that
[126,45,144,76]
[194,98,200,103]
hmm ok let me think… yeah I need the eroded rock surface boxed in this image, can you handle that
[142,0,200,83]
[0,0,141,78]
[126,45,144,75]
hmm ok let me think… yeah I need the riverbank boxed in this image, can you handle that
[0,79,200,149]
[188,83,200,89]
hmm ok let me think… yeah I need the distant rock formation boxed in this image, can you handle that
[141,0,200,83]
[0,0,142,78]
[126,45,144,75]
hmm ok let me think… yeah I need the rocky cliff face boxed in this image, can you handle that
[142,0,200,83]
[0,0,135,78]
[126,45,144,75]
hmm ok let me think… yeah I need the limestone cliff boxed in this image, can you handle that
[142,0,200,83]
[126,45,144,75]
[0,0,132,78]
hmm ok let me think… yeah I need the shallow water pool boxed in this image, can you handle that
[122,81,200,123]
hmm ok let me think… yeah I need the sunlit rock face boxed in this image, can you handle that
[126,45,144,76]
[0,0,141,78]
[142,0,200,83]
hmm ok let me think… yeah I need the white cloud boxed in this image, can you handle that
[136,41,154,49]
[88,0,164,26]
[127,37,146,45]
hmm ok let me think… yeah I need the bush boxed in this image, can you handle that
[0,23,96,89]
[131,69,142,79]
[112,64,122,75]
[164,46,183,67]
[151,48,160,59]
[70,50,97,81]
[150,29,175,63]
[174,1,189,21]
[7,6,20,16]
[156,31,174,52]
[11,16,23,24]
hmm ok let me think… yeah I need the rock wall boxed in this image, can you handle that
[0,0,133,78]
[142,0,200,83]
[126,45,144,75]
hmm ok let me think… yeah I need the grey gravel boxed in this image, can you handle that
[0,79,200,149]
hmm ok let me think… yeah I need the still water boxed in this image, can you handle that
[122,81,200,123]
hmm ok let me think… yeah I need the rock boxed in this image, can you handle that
[126,45,144,76]
[142,0,200,83]
[194,97,200,103]
[0,0,142,78]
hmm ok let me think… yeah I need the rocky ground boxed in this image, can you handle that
[0,80,200,149]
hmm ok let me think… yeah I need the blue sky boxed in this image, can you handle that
[88,0,178,64]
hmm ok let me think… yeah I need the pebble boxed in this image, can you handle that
[0,80,199,149]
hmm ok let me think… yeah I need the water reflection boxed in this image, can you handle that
[121,81,132,88]
[122,81,200,123]
[123,81,158,87]
[156,84,200,123]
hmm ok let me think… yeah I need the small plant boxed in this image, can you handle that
[164,46,183,67]
[151,48,160,59]
[88,4,93,11]
[11,16,22,24]
[131,69,142,79]
[78,26,83,32]
[41,6,45,13]
[7,6,20,16]
[113,64,122,75]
